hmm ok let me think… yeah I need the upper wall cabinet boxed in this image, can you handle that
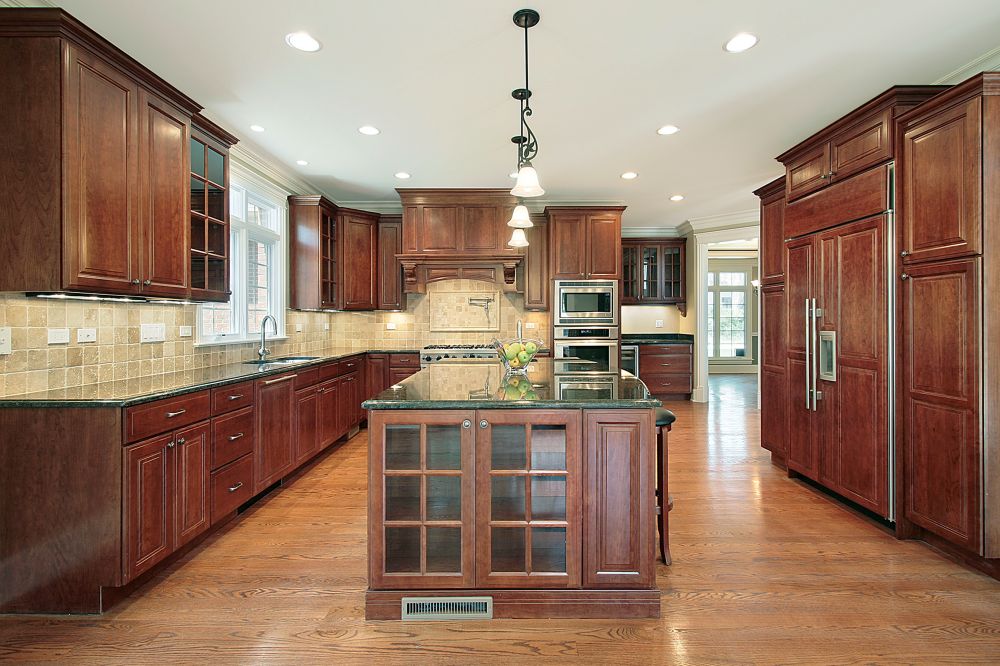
[754,177,786,285]
[621,238,686,310]
[189,114,238,302]
[776,86,946,203]
[0,9,236,300]
[377,215,406,311]
[288,196,379,311]
[545,206,625,280]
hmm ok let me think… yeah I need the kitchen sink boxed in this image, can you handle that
[243,356,319,366]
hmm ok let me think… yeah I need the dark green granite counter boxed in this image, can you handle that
[362,359,661,410]
[0,348,419,408]
[621,334,694,345]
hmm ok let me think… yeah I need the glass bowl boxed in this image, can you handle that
[493,337,544,375]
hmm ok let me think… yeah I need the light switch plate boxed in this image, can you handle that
[76,328,97,343]
[140,323,166,343]
[47,328,70,345]
[655,319,664,328]
[0,327,11,355]
[179,325,192,338]
[323,323,330,331]
[295,323,303,333]
[525,322,537,330]
[386,322,397,330]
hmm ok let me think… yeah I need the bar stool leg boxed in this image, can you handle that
[657,424,671,565]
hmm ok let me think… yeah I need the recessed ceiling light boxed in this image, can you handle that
[395,172,411,179]
[670,194,685,202]
[296,160,308,166]
[724,32,758,53]
[657,125,680,135]
[250,124,265,133]
[358,125,380,136]
[621,171,638,180]
[285,31,321,52]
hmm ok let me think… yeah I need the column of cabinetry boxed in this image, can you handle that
[378,215,406,310]
[895,73,998,559]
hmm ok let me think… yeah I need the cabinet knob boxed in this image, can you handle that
[131,279,140,285]
[462,419,472,429]
[900,250,910,258]
[143,279,152,286]
[479,419,488,429]
[166,441,176,449]
[175,437,185,445]
[900,273,910,281]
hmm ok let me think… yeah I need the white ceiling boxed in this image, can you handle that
[47,0,1000,230]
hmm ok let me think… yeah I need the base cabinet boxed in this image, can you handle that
[254,373,297,492]
[367,407,656,616]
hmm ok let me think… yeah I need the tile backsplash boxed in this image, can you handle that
[0,279,549,397]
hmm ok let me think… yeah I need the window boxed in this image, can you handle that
[198,168,286,345]
[706,266,751,363]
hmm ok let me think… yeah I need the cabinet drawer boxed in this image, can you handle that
[126,391,211,443]
[211,381,254,415]
[211,406,255,470]
[211,454,254,524]
[642,373,692,394]
[640,343,692,355]
[389,353,419,368]
[341,355,364,375]
[295,367,320,389]
[639,353,692,375]
[318,360,340,382]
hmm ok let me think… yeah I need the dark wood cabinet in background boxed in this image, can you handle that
[756,178,786,285]
[522,216,549,311]
[545,207,625,280]
[295,385,321,465]
[0,10,235,300]
[340,208,379,310]
[254,373,297,492]
[377,215,406,310]
[621,239,686,310]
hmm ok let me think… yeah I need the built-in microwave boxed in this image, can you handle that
[554,280,618,326]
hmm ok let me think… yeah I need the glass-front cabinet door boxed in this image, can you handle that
[475,411,581,588]
[369,411,476,589]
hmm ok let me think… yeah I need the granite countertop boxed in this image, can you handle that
[621,333,694,345]
[0,348,420,408]
[363,359,661,410]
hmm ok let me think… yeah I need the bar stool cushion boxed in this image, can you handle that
[655,407,676,427]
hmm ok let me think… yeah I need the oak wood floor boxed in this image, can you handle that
[3,374,1000,664]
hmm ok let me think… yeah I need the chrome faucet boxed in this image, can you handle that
[258,315,278,362]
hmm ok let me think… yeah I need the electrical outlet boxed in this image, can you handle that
[525,322,537,330]
[655,319,664,328]
[47,328,70,345]
[295,323,303,333]
[178,326,192,338]
[386,322,397,330]
[0,327,11,355]
[323,323,330,331]
[140,323,166,343]
[76,328,97,343]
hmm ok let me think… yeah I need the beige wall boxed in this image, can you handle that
[620,305,684,334]
[0,280,548,397]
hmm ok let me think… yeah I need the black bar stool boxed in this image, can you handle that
[655,407,676,564]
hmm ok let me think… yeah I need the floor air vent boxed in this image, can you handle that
[401,596,493,621]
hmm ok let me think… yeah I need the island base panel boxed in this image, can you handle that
[365,588,660,619]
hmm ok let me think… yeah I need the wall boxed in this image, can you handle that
[620,305,684,334]
[0,280,548,397]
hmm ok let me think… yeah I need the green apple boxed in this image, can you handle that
[517,350,531,365]
[524,341,538,355]
[504,344,518,360]
[505,386,521,400]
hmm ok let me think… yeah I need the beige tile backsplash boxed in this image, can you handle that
[0,279,549,397]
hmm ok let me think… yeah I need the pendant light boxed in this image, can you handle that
[507,203,532,228]
[510,9,544,199]
[507,228,529,247]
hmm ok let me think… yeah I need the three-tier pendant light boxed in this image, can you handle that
[508,8,542,248]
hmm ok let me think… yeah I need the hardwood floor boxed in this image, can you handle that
[2,374,1000,664]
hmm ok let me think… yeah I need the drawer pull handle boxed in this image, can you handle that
[166,409,186,418]
[228,394,244,401]
[660,363,671,367]
[228,432,245,441]
[228,482,243,492]
[263,374,297,385]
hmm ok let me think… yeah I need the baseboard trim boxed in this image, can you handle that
[366,588,661,619]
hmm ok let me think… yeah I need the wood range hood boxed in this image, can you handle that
[395,188,525,293]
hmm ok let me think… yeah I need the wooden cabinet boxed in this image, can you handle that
[784,236,818,477]
[755,177,786,285]
[289,197,379,310]
[189,114,237,301]
[760,283,786,460]
[621,239,686,308]
[318,379,342,448]
[124,421,210,582]
[777,86,944,202]
[522,216,549,311]
[254,373,297,492]
[0,11,235,300]
[898,96,983,264]
[294,385,321,465]
[636,343,693,399]
[377,215,406,310]
[366,354,390,399]
[546,207,625,280]
[583,410,654,588]
[388,353,421,386]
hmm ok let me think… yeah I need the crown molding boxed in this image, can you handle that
[338,197,628,216]
[337,200,404,214]
[229,140,329,200]
[935,45,1000,84]
[678,209,759,236]
[621,226,682,239]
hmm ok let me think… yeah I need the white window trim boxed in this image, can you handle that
[706,260,754,364]
[196,164,289,347]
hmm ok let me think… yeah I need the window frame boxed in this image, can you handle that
[196,165,288,347]
[706,261,753,364]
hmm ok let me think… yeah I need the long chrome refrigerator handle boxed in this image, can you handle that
[804,298,812,410]
[811,297,819,411]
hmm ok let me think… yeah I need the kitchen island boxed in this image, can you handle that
[362,359,663,619]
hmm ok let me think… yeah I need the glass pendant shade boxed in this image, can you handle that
[507,204,533,228]
[510,164,544,197]
[507,228,529,247]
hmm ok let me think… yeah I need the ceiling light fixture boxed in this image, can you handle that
[724,32,758,53]
[621,171,638,180]
[358,125,380,136]
[509,171,519,179]
[296,160,308,166]
[507,8,544,248]
[250,124,265,132]
[670,194,685,202]
[657,125,680,135]
[394,172,411,179]
[284,31,322,52]
[507,228,529,248]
